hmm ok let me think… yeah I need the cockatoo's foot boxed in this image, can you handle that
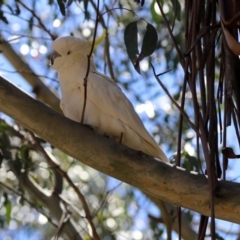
[119,132,123,143]
[131,150,147,158]
[103,133,109,138]
[84,124,94,130]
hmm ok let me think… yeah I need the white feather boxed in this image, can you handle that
[51,36,168,162]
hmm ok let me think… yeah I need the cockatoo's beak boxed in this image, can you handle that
[49,51,61,66]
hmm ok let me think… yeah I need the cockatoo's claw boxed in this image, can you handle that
[103,133,109,138]
[137,150,146,156]
[84,124,94,130]
[119,132,123,143]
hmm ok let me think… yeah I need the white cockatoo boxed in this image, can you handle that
[50,36,168,162]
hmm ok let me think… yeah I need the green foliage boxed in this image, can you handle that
[181,152,200,172]
[124,20,158,74]
[214,232,225,240]
[0,132,10,152]
[4,193,12,225]
[133,0,145,7]
[0,9,9,24]
[170,0,181,21]
[56,0,65,16]
[124,21,139,71]
[149,220,164,238]
[140,23,158,58]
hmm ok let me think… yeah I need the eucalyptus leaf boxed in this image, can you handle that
[0,10,8,24]
[170,0,181,21]
[124,21,139,66]
[140,23,158,58]
[57,0,65,16]
[5,200,12,225]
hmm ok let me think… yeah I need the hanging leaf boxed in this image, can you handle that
[170,0,181,21]
[134,0,145,6]
[133,23,158,73]
[4,3,20,16]
[0,132,11,150]
[0,122,8,132]
[15,3,21,15]
[139,23,158,59]
[66,0,74,8]
[82,0,90,20]
[5,201,12,225]
[4,193,12,225]
[0,10,8,24]
[124,21,140,73]
[124,21,158,74]
[5,4,13,14]
[57,0,65,16]
[134,61,141,74]
[29,16,33,31]
[83,0,89,12]
[20,145,31,161]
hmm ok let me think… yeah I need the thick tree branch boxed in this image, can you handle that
[0,76,240,224]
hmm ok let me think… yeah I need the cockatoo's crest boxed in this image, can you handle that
[51,36,94,71]
[89,29,107,46]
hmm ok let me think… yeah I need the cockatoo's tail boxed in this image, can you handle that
[51,36,168,162]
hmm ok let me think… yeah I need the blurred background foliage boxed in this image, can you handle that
[0,0,239,239]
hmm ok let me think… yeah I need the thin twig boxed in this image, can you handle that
[100,7,139,18]
[0,68,58,82]
[184,24,220,56]
[54,203,72,240]
[0,10,54,36]
[150,63,199,135]
[30,132,100,240]
[89,1,120,81]
[155,0,184,66]
[92,181,122,217]
[0,30,52,41]
[16,0,55,40]
[81,0,100,124]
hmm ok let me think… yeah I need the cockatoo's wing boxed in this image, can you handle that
[85,70,168,162]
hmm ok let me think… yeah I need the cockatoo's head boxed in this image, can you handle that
[50,36,92,71]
